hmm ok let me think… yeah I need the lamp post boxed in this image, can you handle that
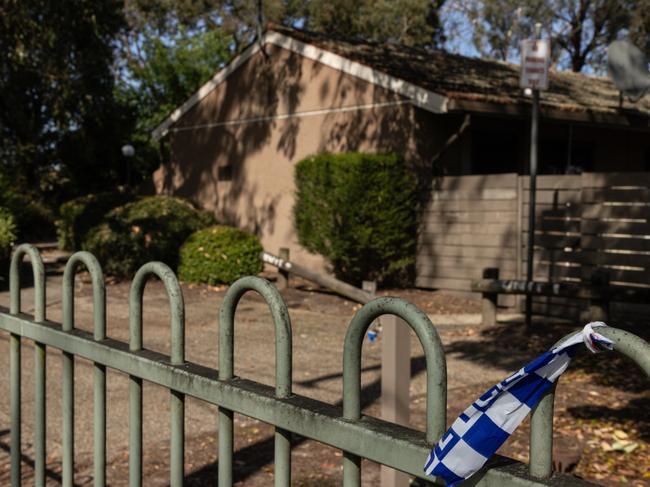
[121,144,135,187]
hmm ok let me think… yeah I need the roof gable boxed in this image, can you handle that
[152,30,447,139]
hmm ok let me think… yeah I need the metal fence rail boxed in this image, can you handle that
[1,244,648,487]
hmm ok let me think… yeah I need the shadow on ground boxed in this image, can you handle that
[443,318,649,393]
[182,356,428,485]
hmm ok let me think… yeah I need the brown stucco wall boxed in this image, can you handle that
[154,44,451,271]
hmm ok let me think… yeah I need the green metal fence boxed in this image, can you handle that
[1,243,648,487]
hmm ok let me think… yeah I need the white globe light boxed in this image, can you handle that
[121,144,135,157]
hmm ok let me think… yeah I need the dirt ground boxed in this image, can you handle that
[0,270,647,486]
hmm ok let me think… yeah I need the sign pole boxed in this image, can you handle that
[522,23,545,328]
[525,88,539,328]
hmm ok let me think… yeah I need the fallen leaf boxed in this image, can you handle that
[613,430,629,440]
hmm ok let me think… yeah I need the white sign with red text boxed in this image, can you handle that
[520,39,550,90]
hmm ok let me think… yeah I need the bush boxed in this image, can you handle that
[178,225,263,285]
[0,207,17,260]
[82,196,215,277]
[57,192,138,250]
[0,174,55,241]
[13,201,56,242]
[294,152,417,285]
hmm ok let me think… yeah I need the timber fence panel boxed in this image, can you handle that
[519,175,583,318]
[579,173,650,320]
[417,174,519,303]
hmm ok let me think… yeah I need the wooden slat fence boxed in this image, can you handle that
[417,172,650,319]
[417,174,520,306]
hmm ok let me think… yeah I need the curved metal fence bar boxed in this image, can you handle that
[128,262,185,487]
[9,243,46,487]
[218,276,293,487]
[529,327,650,478]
[61,252,106,487]
[342,297,447,487]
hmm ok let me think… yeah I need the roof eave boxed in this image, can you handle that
[447,98,650,129]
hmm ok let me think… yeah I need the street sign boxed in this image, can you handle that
[520,39,550,90]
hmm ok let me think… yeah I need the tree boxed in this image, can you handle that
[443,0,650,72]
[302,0,446,47]
[0,0,128,200]
[119,26,233,135]
[124,0,447,53]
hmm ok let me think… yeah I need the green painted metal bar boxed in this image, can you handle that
[129,262,185,487]
[529,327,650,478]
[219,276,293,487]
[342,297,447,486]
[9,333,20,487]
[0,310,602,486]
[35,341,46,487]
[9,244,46,487]
[62,252,106,487]
[129,373,142,487]
[62,343,74,487]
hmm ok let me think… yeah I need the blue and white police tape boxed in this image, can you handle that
[423,322,614,486]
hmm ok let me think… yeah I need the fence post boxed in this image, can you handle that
[277,248,290,290]
[481,268,499,326]
[361,280,411,487]
[588,269,609,322]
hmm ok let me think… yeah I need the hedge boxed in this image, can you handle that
[0,207,16,260]
[82,196,215,277]
[57,192,138,250]
[294,152,417,285]
[178,225,263,285]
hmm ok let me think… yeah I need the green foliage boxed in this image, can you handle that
[82,196,215,277]
[57,192,139,250]
[303,0,445,47]
[120,25,233,133]
[0,0,129,201]
[0,207,17,260]
[449,0,649,72]
[0,173,55,241]
[294,152,417,286]
[178,225,263,285]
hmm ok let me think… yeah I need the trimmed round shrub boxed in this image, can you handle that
[178,225,263,285]
[0,207,17,260]
[82,196,215,277]
[294,152,417,286]
[57,192,138,250]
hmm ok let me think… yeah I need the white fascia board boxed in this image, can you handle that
[151,31,448,140]
[264,32,448,114]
